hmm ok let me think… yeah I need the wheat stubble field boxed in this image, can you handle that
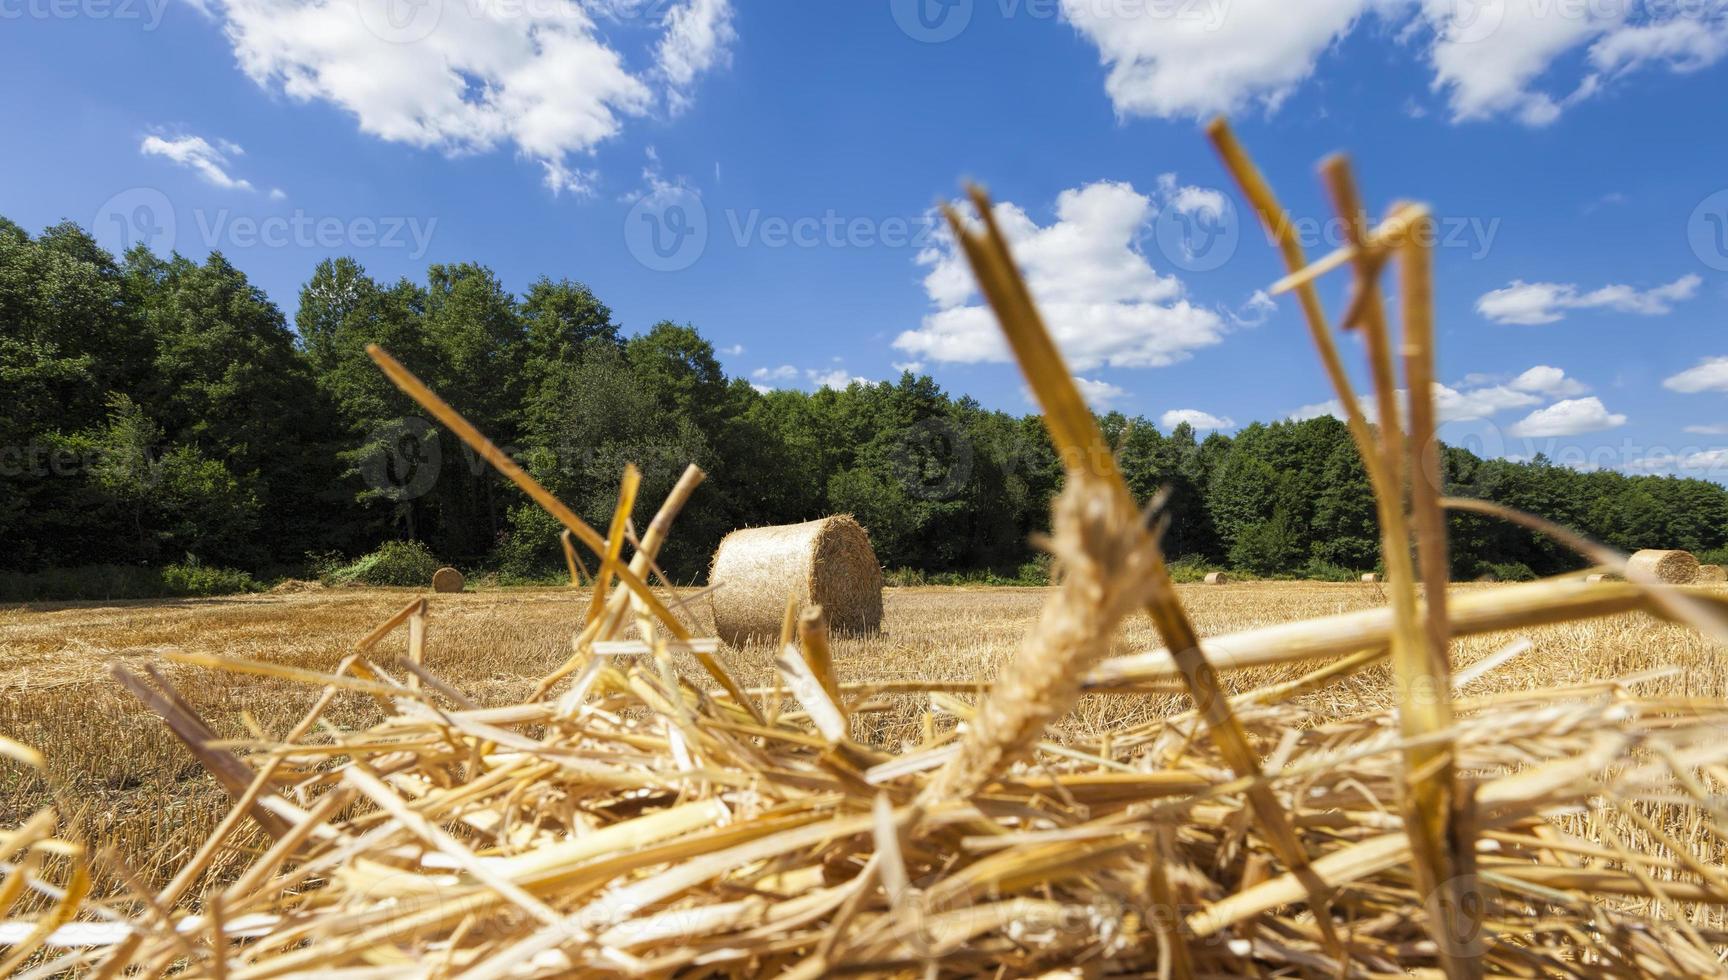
[2,579,1725,893]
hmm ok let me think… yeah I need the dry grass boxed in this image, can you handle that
[5,577,1725,892]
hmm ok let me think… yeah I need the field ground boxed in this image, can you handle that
[2,581,1725,889]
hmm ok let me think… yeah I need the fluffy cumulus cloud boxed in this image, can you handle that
[1161,409,1235,431]
[1507,397,1627,437]
[1626,448,1728,473]
[1665,356,1728,394]
[1075,377,1129,409]
[1061,0,1728,126]
[807,368,873,391]
[1476,274,1701,324]
[139,133,255,191]
[895,180,1228,372]
[1291,365,1593,425]
[193,0,734,193]
[752,364,872,391]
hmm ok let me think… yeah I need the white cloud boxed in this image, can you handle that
[892,360,925,374]
[752,363,872,391]
[1686,423,1728,435]
[1294,382,1536,425]
[1508,365,1589,398]
[1060,0,1369,118]
[1476,274,1701,324]
[268,187,287,201]
[1061,1,1728,126]
[139,133,255,191]
[654,0,735,114]
[1625,449,1728,474]
[1507,397,1627,437]
[808,368,871,391]
[895,180,1227,372]
[1665,356,1728,394]
[750,364,799,383]
[1076,377,1128,409]
[1161,409,1235,431]
[1229,289,1277,327]
[197,0,733,194]
[718,343,744,356]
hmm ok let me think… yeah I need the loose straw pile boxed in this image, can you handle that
[7,126,1728,978]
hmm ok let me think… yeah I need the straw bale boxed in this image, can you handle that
[1360,572,1381,584]
[709,516,882,645]
[431,567,465,593]
[1626,549,1698,584]
[1204,571,1230,585]
[1697,563,1726,583]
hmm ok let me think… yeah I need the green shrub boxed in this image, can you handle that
[326,540,443,587]
[1301,559,1358,582]
[1483,561,1536,583]
[161,560,263,596]
[0,562,260,602]
[1165,558,1219,584]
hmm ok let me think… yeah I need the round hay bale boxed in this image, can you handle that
[1584,573,1614,583]
[431,567,465,594]
[1626,549,1698,584]
[1699,564,1727,583]
[1360,573,1382,584]
[1203,572,1230,585]
[709,516,883,646]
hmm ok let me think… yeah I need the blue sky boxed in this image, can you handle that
[4,0,1728,478]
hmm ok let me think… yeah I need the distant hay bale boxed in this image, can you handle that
[1204,571,1230,585]
[1626,549,1698,584]
[432,567,465,594]
[709,516,883,646]
[1699,564,1726,583]
[1360,573,1382,584]
[1585,573,1610,583]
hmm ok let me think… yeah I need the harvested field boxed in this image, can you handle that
[4,579,1726,891]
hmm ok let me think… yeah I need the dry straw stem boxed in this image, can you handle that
[938,185,1346,956]
[916,473,1162,804]
[708,516,883,647]
[15,130,1728,978]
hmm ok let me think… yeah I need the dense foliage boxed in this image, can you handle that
[4,218,1726,588]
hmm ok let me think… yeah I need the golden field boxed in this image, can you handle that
[2,580,1726,892]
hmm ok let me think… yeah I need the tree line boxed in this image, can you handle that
[5,216,1727,588]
